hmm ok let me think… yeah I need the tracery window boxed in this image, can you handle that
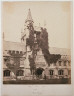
[3,70,10,77]
[50,70,54,75]
[58,70,64,75]
[16,70,24,76]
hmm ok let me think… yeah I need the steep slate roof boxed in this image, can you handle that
[49,47,71,55]
[3,41,71,56]
[3,41,26,52]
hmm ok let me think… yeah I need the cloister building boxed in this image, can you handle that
[3,9,71,81]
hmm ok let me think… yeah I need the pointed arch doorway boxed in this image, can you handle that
[35,68,44,79]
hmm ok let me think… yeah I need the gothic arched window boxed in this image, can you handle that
[50,70,54,75]
[16,70,24,76]
[3,70,10,77]
[58,70,64,75]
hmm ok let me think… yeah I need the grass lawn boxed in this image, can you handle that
[3,78,71,84]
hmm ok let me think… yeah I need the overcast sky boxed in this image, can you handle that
[2,1,72,49]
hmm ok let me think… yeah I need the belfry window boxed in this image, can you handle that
[58,70,63,75]
[3,70,10,77]
[50,70,54,75]
[16,70,24,76]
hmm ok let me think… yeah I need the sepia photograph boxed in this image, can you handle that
[2,1,71,84]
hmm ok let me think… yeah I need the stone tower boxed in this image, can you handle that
[21,9,34,76]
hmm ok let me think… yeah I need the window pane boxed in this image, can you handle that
[58,70,63,75]
[50,70,53,75]
[4,70,10,77]
[16,70,24,76]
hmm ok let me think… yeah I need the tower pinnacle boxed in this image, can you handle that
[25,9,34,23]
